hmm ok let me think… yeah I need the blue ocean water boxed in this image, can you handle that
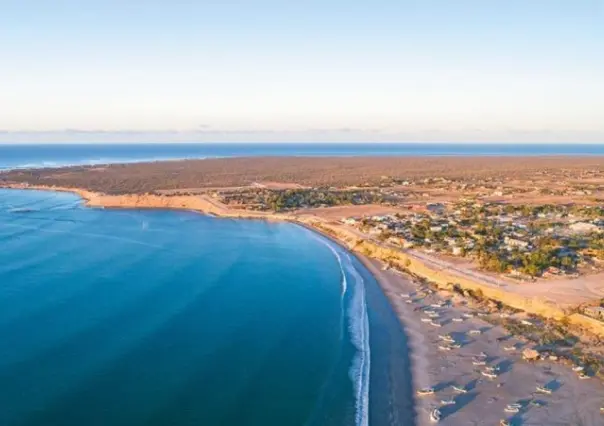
[0,189,414,426]
[0,143,603,170]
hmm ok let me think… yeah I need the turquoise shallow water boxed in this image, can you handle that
[0,189,414,426]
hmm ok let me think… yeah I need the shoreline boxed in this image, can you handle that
[4,185,604,424]
[3,184,425,425]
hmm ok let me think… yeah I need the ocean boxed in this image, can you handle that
[0,142,603,170]
[0,188,414,426]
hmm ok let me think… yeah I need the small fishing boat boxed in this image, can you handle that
[578,373,590,380]
[450,343,462,349]
[463,313,474,318]
[500,420,510,426]
[504,345,515,351]
[440,398,455,406]
[472,359,486,366]
[438,334,454,342]
[405,299,413,304]
[430,321,442,328]
[417,388,435,396]
[452,317,463,322]
[469,329,482,335]
[481,370,498,379]
[421,318,432,323]
[572,365,584,372]
[536,385,552,394]
[452,385,467,393]
[438,345,452,351]
[430,408,441,423]
[504,405,519,413]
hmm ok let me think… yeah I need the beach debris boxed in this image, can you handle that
[530,400,544,408]
[450,343,461,349]
[536,385,552,394]
[417,388,435,396]
[578,372,590,380]
[522,348,539,361]
[430,408,441,423]
[452,385,467,393]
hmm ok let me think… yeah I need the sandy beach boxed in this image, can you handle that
[362,257,604,426]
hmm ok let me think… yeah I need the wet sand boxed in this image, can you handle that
[361,257,604,426]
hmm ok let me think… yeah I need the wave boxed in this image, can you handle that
[306,230,370,426]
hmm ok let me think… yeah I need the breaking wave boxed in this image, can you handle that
[307,231,370,426]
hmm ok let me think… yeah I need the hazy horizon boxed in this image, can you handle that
[2,1,603,143]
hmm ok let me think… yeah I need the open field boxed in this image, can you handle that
[3,156,604,194]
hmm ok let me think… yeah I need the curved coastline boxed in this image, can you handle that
[1,184,422,426]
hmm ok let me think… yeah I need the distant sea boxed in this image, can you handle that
[1,142,603,170]
[0,188,414,426]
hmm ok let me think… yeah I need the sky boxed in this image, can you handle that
[1,0,603,143]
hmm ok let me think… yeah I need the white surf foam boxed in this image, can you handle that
[306,231,370,426]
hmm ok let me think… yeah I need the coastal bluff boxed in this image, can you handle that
[5,183,604,338]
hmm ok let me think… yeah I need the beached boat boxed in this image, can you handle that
[400,293,410,298]
[438,334,454,342]
[452,317,463,322]
[469,329,482,335]
[421,318,432,323]
[450,343,461,349]
[472,359,486,366]
[504,405,519,413]
[438,345,452,351]
[430,321,442,328]
[536,385,552,394]
[481,370,498,379]
[572,365,584,372]
[405,299,413,304]
[504,345,515,351]
[452,385,467,393]
[500,420,510,426]
[430,408,441,423]
[485,366,499,372]
[578,373,590,380]
[462,313,474,318]
[440,398,455,406]
[417,388,435,396]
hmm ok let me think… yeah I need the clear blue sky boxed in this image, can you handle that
[1,0,603,143]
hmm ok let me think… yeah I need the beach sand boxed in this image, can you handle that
[361,257,604,426]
